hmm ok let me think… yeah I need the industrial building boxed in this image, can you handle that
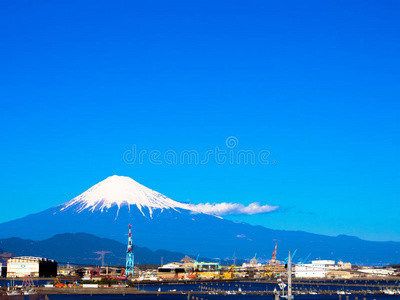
[266,262,286,275]
[326,270,353,279]
[295,260,336,278]
[157,262,193,279]
[7,256,57,278]
[295,260,353,278]
[337,261,352,270]
[193,261,220,279]
[358,268,395,277]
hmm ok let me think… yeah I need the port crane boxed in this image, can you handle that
[125,224,134,276]
[220,265,235,279]
[297,253,311,264]
[271,243,278,264]
[93,251,111,267]
[250,253,257,265]
[284,249,297,264]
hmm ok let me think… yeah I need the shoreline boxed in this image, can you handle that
[34,288,397,296]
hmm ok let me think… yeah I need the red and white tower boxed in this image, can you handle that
[125,224,134,276]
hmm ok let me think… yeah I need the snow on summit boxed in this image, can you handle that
[60,175,191,217]
[59,175,278,219]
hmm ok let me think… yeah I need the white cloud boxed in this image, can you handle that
[189,202,278,216]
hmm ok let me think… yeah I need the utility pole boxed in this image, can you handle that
[287,251,294,300]
[275,251,294,300]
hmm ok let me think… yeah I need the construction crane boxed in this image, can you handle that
[22,275,34,289]
[270,243,278,264]
[221,265,235,279]
[54,278,66,288]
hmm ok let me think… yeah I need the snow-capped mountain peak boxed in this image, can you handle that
[60,175,191,217]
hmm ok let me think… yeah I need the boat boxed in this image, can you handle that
[23,288,37,295]
[383,289,395,295]
[7,290,21,296]
[309,291,318,295]
[7,278,21,296]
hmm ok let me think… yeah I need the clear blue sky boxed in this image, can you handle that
[1,0,399,241]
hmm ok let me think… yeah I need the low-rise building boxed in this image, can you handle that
[326,270,352,279]
[7,256,57,278]
[57,264,75,276]
[295,260,337,278]
[337,261,352,270]
[193,262,219,279]
[358,268,395,277]
[157,262,192,279]
[266,263,286,275]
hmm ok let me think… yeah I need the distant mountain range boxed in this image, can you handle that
[0,175,398,265]
[0,232,211,266]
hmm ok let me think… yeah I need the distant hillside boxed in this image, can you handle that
[1,176,399,265]
[0,233,211,266]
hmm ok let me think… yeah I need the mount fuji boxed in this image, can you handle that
[60,175,199,218]
[0,175,399,265]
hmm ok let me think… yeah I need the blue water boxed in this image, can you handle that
[2,279,399,290]
[136,280,400,293]
[2,279,400,300]
[0,279,50,287]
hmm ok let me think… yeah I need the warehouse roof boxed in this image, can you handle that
[9,256,55,262]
